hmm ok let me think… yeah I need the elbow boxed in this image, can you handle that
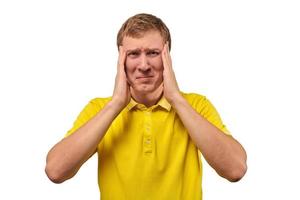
[45,163,67,184]
[226,161,247,182]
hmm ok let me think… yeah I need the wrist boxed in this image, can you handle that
[167,92,184,106]
[107,98,127,113]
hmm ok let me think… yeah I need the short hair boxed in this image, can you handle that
[117,13,171,50]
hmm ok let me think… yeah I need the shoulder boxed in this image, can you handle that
[180,91,207,105]
[180,91,231,135]
[88,96,112,108]
[79,96,112,115]
[180,91,216,113]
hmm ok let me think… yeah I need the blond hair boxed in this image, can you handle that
[117,13,171,50]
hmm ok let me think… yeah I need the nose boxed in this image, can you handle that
[138,54,151,72]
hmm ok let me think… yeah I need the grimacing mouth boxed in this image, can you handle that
[136,76,154,79]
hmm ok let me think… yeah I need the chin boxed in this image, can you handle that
[134,84,156,94]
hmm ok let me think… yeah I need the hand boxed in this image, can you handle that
[111,46,131,110]
[162,42,181,103]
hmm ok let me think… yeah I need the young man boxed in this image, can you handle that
[45,13,247,199]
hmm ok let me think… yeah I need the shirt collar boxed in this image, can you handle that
[127,96,171,112]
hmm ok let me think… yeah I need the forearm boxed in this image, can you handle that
[45,100,123,183]
[170,95,247,182]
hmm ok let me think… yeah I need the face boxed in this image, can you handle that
[122,31,164,95]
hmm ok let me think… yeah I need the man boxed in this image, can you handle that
[45,13,247,199]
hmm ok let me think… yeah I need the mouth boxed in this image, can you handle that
[136,76,153,80]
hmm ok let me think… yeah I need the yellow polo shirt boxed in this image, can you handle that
[66,92,230,200]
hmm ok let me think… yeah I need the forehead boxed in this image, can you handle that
[122,31,164,50]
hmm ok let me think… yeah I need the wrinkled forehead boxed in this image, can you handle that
[122,31,164,50]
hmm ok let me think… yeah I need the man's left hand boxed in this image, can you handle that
[162,42,181,104]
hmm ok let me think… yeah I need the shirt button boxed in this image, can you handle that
[145,139,151,144]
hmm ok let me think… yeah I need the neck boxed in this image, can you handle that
[130,84,164,107]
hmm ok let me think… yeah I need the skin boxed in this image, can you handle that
[45,30,247,184]
[121,31,165,107]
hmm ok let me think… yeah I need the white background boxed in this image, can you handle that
[1,0,299,199]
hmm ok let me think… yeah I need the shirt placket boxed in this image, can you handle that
[143,108,153,155]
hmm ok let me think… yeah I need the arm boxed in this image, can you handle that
[170,96,247,182]
[162,43,247,182]
[45,47,131,183]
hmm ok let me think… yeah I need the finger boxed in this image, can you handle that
[165,42,172,67]
[166,41,169,53]
[118,46,126,71]
[117,46,122,64]
[162,43,172,72]
[162,44,169,72]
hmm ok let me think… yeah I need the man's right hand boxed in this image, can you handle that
[45,47,131,183]
[111,46,131,110]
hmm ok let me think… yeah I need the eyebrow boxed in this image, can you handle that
[126,48,161,53]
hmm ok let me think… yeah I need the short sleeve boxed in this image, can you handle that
[190,93,231,135]
[65,98,105,137]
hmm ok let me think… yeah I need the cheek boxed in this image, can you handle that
[125,59,138,84]
[125,59,136,73]
[151,57,164,71]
